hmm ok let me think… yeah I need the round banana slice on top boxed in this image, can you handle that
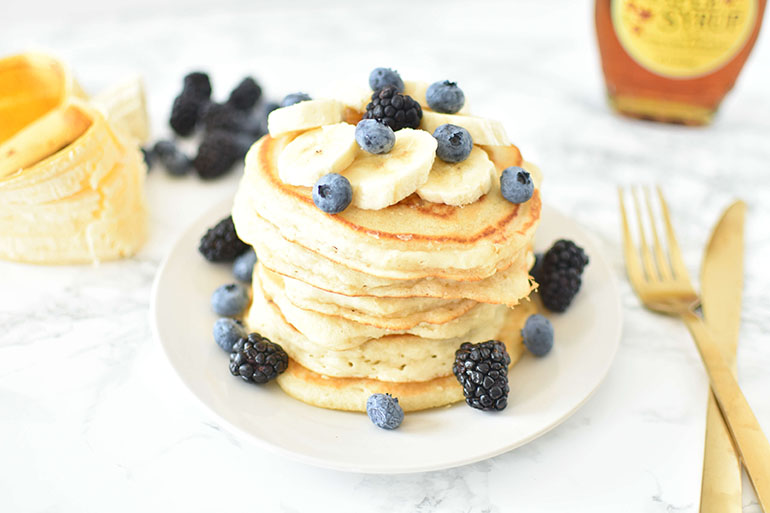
[277,123,357,187]
[341,128,437,210]
[268,99,345,137]
[416,146,495,206]
[420,111,511,146]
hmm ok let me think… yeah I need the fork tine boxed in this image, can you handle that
[632,186,659,282]
[618,187,646,291]
[643,186,673,281]
[656,186,691,281]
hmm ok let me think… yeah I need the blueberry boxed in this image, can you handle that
[213,318,247,352]
[141,146,155,170]
[312,173,353,214]
[233,248,257,282]
[521,314,554,357]
[501,166,534,204]
[355,119,395,154]
[426,80,465,114]
[368,67,404,93]
[433,124,473,163]
[211,283,249,317]
[280,92,312,108]
[366,393,404,430]
[153,140,191,176]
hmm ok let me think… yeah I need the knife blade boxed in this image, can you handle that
[699,200,746,513]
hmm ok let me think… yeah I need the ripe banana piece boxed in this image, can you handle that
[277,123,357,186]
[341,128,437,210]
[91,75,150,144]
[416,146,495,206]
[268,99,345,137]
[420,111,511,146]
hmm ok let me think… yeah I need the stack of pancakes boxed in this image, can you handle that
[232,134,542,412]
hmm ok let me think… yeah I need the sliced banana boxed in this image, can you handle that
[403,80,471,115]
[479,144,523,175]
[277,123,358,186]
[268,99,345,137]
[416,146,495,206]
[420,111,510,146]
[341,128,437,210]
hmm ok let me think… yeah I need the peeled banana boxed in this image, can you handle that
[0,53,149,264]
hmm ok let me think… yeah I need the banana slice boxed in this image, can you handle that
[403,81,471,115]
[420,111,511,146]
[91,75,150,143]
[416,146,495,206]
[268,99,345,137]
[277,123,357,186]
[341,128,437,210]
[479,144,523,175]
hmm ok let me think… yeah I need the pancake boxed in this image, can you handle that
[237,208,536,306]
[232,134,542,282]
[254,265,509,350]
[273,299,536,412]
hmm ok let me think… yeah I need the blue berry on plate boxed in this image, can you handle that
[521,314,554,357]
[426,80,465,114]
[213,318,247,352]
[280,92,312,108]
[211,283,249,317]
[355,119,395,154]
[433,124,472,163]
[501,166,534,204]
[233,248,257,282]
[153,140,192,176]
[366,393,404,430]
[369,67,404,93]
[313,173,353,214]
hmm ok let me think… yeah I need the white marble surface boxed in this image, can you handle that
[1,0,769,511]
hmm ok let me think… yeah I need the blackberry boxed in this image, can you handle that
[169,92,203,136]
[201,102,246,133]
[453,340,511,412]
[183,71,212,100]
[537,239,589,313]
[198,215,250,262]
[227,77,262,111]
[229,333,289,384]
[363,86,422,131]
[193,130,241,179]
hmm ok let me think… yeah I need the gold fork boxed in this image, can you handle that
[619,186,770,512]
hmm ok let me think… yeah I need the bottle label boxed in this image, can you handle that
[612,0,758,78]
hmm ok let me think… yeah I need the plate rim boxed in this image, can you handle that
[150,199,623,474]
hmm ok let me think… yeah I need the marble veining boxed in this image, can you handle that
[1,0,769,511]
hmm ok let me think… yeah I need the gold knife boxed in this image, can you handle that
[699,201,746,513]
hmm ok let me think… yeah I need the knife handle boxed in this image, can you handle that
[683,312,770,512]
[700,390,742,513]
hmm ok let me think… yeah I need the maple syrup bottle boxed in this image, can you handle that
[596,0,766,125]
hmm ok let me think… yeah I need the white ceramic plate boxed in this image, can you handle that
[151,200,622,474]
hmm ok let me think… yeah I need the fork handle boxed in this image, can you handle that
[683,312,770,512]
